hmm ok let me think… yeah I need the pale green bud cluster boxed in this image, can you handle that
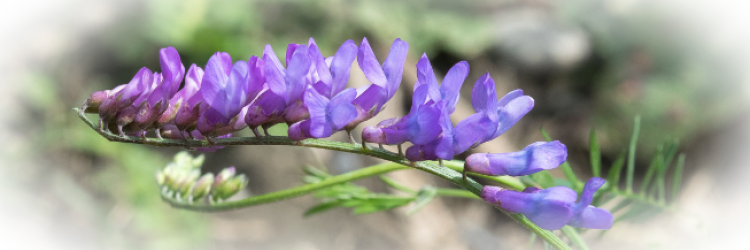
[156,151,247,203]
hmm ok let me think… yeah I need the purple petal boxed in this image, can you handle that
[263,45,287,96]
[115,67,153,109]
[409,105,442,145]
[352,84,386,113]
[330,40,357,96]
[183,64,204,106]
[575,177,606,213]
[470,73,498,116]
[288,120,312,140]
[472,141,567,176]
[381,38,408,98]
[201,52,232,109]
[308,39,333,96]
[453,113,497,154]
[498,89,525,107]
[286,43,301,68]
[567,206,613,229]
[159,47,185,97]
[493,95,535,138]
[226,61,249,114]
[357,37,387,86]
[328,88,357,130]
[416,54,441,102]
[485,186,577,230]
[439,61,469,112]
[285,45,311,104]
[246,56,265,101]
[304,87,332,138]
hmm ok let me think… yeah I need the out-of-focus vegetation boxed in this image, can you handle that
[10,0,746,249]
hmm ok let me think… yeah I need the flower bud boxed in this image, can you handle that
[213,174,248,201]
[191,173,214,201]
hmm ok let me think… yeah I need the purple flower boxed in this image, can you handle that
[568,177,614,229]
[464,141,567,176]
[481,177,613,230]
[403,65,535,161]
[362,83,442,145]
[98,67,153,124]
[244,43,311,132]
[452,77,535,155]
[113,72,162,135]
[197,52,263,137]
[131,47,186,130]
[344,38,409,130]
[286,39,361,140]
[288,87,357,140]
[160,64,205,132]
[363,54,466,151]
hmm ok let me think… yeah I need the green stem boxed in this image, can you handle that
[442,161,526,190]
[164,163,407,211]
[76,109,571,250]
[435,188,480,199]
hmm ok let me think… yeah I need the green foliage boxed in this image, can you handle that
[302,166,471,216]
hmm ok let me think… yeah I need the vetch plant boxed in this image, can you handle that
[76,38,685,249]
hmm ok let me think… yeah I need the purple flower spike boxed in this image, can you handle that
[346,38,409,130]
[568,177,613,229]
[482,185,577,230]
[465,141,567,176]
[197,53,250,136]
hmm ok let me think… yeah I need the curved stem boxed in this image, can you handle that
[76,109,571,250]
[163,163,408,211]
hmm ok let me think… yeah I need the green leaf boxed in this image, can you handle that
[640,145,663,194]
[589,128,602,177]
[407,186,438,215]
[380,175,416,194]
[607,150,627,191]
[671,154,686,201]
[304,201,344,217]
[656,147,667,204]
[530,171,555,188]
[626,115,641,194]
[303,165,332,178]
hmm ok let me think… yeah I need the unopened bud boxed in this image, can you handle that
[213,167,236,188]
[191,173,214,201]
[213,174,247,201]
[177,170,200,198]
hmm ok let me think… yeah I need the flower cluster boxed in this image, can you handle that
[82,38,408,146]
[156,152,248,203]
[81,37,612,230]
[361,54,535,161]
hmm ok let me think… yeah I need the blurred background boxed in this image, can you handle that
[2,0,749,249]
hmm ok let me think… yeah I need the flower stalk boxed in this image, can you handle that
[75,108,571,250]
